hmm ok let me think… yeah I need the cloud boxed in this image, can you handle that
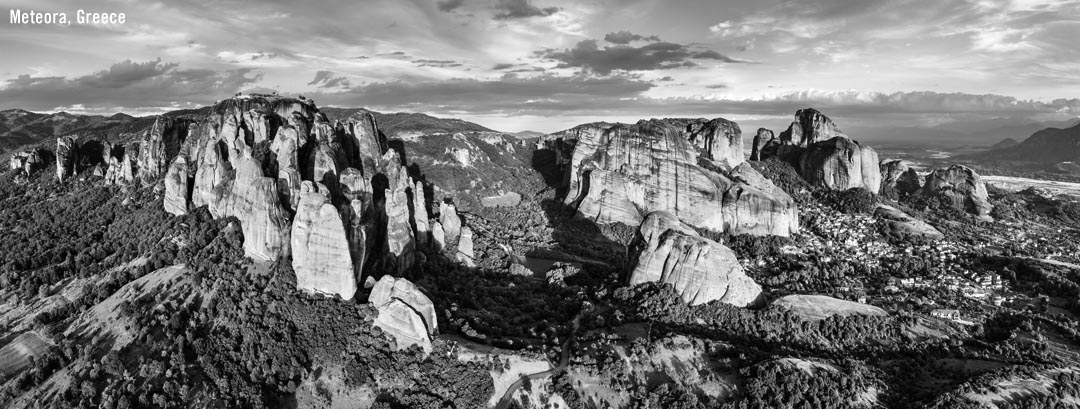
[413,59,462,68]
[493,0,559,19]
[603,31,660,44]
[307,70,351,89]
[309,73,654,115]
[0,59,260,111]
[436,0,465,12]
[538,39,747,75]
[492,63,515,70]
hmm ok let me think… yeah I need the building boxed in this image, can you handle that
[931,309,961,320]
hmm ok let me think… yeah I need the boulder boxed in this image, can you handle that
[875,204,944,239]
[628,212,762,307]
[922,165,993,217]
[564,120,798,236]
[798,136,881,194]
[292,183,356,300]
[374,299,433,353]
[368,275,437,336]
[880,159,922,194]
[163,157,190,216]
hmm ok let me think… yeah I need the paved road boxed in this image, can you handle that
[494,309,584,409]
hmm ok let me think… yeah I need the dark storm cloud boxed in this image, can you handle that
[307,70,351,89]
[436,0,465,12]
[603,31,660,44]
[0,59,260,111]
[493,0,559,19]
[538,40,746,75]
[492,63,515,70]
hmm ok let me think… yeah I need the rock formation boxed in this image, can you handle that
[104,143,138,186]
[163,157,190,216]
[412,179,430,247]
[432,221,446,251]
[369,275,436,353]
[563,119,798,236]
[780,108,844,146]
[683,118,743,167]
[56,136,77,182]
[292,182,356,300]
[137,116,190,184]
[628,211,762,307]
[875,204,944,239]
[9,150,43,176]
[879,159,922,194]
[798,136,881,194]
[922,165,993,217]
[750,128,773,161]
[223,155,291,262]
[348,112,386,176]
[383,186,415,274]
[456,226,476,267]
[439,202,462,245]
[192,139,231,217]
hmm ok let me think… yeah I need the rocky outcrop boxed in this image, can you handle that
[683,118,743,167]
[369,275,436,353]
[383,186,415,274]
[798,136,881,194]
[137,116,191,184]
[879,159,921,194]
[292,182,356,300]
[875,204,944,239]
[164,157,190,216]
[628,212,762,306]
[750,128,773,161]
[348,112,387,176]
[456,226,476,267]
[223,155,291,262]
[922,165,993,217]
[780,108,844,146]
[412,179,430,247]
[432,221,446,251]
[270,125,303,175]
[104,143,138,186]
[9,150,43,175]
[56,136,77,182]
[564,120,798,236]
[243,109,277,144]
[192,139,231,217]
[439,202,462,245]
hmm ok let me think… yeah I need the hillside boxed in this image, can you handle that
[319,107,495,138]
[975,122,1080,163]
[0,110,145,154]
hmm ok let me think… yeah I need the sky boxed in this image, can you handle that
[2,0,1080,133]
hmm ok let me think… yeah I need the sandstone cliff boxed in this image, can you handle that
[922,165,993,217]
[563,120,798,236]
[798,136,881,194]
[163,156,190,216]
[369,275,437,353]
[292,182,356,300]
[879,159,922,194]
[56,136,77,182]
[628,212,762,306]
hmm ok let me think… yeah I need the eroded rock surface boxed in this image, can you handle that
[880,159,922,194]
[628,212,762,306]
[163,156,190,216]
[369,276,436,353]
[798,136,881,194]
[292,183,356,300]
[922,165,993,217]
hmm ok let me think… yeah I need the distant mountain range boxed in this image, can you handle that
[846,117,1080,147]
[971,121,1080,163]
[0,106,499,156]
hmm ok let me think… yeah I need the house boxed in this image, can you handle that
[931,309,961,320]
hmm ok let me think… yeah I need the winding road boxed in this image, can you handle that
[494,308,585,409]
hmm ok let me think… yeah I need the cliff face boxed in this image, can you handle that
[564,119,798,236]
[879,159,921,194]
[136,117,191,184]
[163,157,190,216]
[798,136,881,194]
[758,109,882,194]
[292,183,356,300]
[922,165,993,217]
[369,276,437,353]
[628,212,762,307]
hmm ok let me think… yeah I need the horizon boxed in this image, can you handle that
[2,0,1080,133]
